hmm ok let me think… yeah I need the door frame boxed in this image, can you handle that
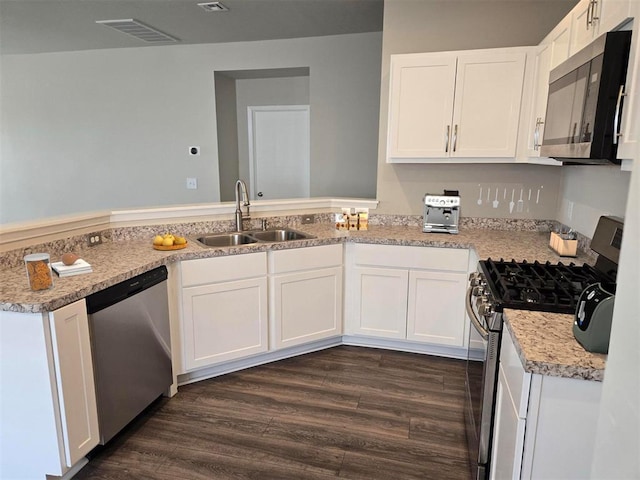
[247,105,310,200]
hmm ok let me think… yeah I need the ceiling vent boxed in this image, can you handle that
[95,19,180,43]
[198,2,229,12]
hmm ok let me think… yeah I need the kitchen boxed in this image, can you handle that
[1,0,638,479]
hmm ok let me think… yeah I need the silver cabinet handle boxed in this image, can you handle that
[533,117,545,150]
[445,125,450,153]
[586,0,592,29]
[591,0,599,25]
[613,84,626,145]
[453,124,458,153]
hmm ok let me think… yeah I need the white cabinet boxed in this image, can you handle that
[570,0,631,56]
[387,49,526,161]
[0,300,99,479]
[407,270,468,346]
[180,253,268,370]
[524,43,555,159]
[269,245,343,349]
[345,244,469,349]
[547,14,572,70]
[491,329,602,479]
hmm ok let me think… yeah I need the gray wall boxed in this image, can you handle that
[0,32,381,224]
[215,73,240,202]
[234,76,310,195]
[375,0,579,218]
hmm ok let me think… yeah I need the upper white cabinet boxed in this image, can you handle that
[525,43,554,158]
[180,253,268,371]
[548,14,573,70]
[345,244,469,352]
[387,49,527,161]
[0,300,99,479]
[571,0,632,56]
[268,245,343,350]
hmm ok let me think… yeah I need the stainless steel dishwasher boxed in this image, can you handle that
[86,265,172,445]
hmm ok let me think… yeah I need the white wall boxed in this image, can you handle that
[558,166,630,237]
[375,0,577,218]
[0,32,381,224]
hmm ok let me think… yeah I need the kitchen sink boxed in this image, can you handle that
[247,228,313,242]
[195,233,257,247]
[194,228,314,248]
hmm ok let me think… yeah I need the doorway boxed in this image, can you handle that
[248,105,310,200]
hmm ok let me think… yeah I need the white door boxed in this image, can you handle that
[248,105,310,200]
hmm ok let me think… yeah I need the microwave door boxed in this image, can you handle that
[580,54,603,145]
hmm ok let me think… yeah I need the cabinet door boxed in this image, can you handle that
[182,277,268,370]
[527,43,553,157]
[49,300,99,467]
[271,267,342,349]
[598,0,631,33]
[570,0,598,56]
[549,15,572,70]
[451,52,525,157]
[406,270,467,346]
[349,266,408,339]
[387,54,457,159]
[490,368,526,480]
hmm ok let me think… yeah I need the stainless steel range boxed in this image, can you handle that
[464,216,623,480]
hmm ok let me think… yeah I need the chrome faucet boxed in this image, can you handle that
[234,179,250,231]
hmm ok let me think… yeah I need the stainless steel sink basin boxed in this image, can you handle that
[195,233,257,247]
[248,228,313,242]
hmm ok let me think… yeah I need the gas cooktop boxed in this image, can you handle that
[479,258,615,314]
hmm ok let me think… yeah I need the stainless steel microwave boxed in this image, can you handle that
[540,31,632,165]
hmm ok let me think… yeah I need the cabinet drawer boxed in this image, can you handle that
[500,326,532,419]
[350,244,468,272]
[269,244,343,274]
[181,252,267,287]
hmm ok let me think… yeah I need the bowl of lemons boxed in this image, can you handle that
[152,233,188,250]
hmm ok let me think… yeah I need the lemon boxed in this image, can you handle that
[152,235,164,246]
[174,236,187,245]
[162,237,174,247]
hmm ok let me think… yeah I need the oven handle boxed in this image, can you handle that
[466,287,489,341]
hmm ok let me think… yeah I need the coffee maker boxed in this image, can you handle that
[423,191,460,234]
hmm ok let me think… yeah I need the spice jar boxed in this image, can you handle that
[24,253,53,291]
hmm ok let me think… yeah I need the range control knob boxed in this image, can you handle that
[470,276,486,287]
[472,286,484,297]
[478,302,494,317]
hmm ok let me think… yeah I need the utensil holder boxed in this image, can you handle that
[549,232,577,257]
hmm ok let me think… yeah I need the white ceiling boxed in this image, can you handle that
[0,0,384,55]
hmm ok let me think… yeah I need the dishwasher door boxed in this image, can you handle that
[87,267,172,445]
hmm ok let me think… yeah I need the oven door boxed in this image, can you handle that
[465,287,502,480]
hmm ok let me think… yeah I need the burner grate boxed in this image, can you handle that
[480,259,612,314]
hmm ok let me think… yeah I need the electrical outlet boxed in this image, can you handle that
[86,233,103,247]
[301,214,315,224]
[567,201,574,221]
[186,177,198,189]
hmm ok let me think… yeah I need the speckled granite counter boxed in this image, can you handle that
[0,223,592,314]
[503,309,606,381]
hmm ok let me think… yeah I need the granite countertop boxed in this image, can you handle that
[503,309,606,381]
[0,222,600,381]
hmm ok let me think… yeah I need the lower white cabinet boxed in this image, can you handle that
[345,244,469,348]
[491,329,602,479]
[180,253,268,370]
[0,299,99,479]
[269,244,343,349]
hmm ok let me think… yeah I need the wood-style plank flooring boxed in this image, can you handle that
[76,346,471,479]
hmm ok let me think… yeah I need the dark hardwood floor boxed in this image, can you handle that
[76,346,471,479]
